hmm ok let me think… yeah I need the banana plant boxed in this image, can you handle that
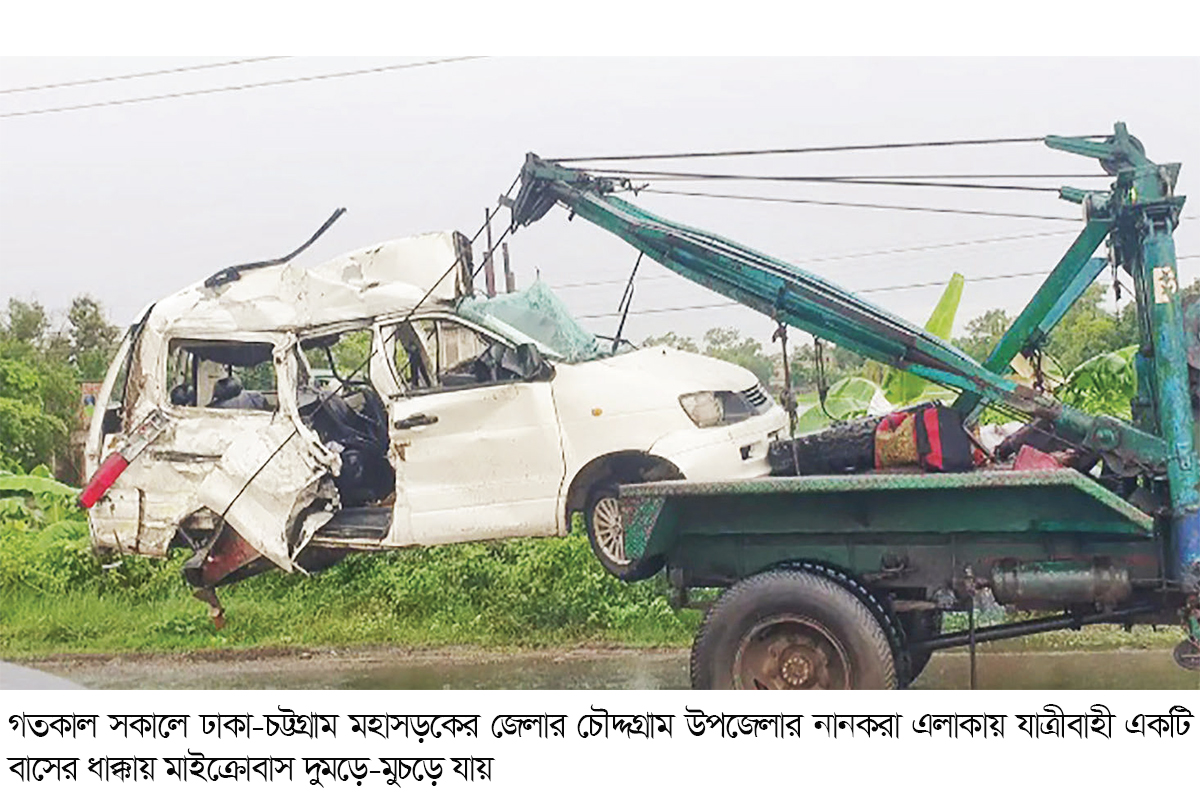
[1056,344,1138,418]
[794,273,965,432]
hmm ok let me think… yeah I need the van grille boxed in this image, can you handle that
[742,383,771,411]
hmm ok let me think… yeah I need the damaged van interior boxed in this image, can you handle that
[298,330,394,507]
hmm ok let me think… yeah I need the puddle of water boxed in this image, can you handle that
[916,650,1200,690]
[53,649,1200,690]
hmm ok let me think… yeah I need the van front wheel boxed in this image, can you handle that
[585,485,663,581]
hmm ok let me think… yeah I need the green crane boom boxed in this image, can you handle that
[510,122,1198,592]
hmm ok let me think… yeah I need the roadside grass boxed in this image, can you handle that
[0,508,1186,659]
[0,521,702,657]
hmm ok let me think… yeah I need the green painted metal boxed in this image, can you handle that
[514,123,1197,596]
[513,150,1169,474]
[1048,124,1199,588]
[619,469,1152,561]
[953,224,1108,416]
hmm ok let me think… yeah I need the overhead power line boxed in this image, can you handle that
[0,56,290,95]
[0,56,486,119]
[550,136,1108,163]
[640,188,1080,221]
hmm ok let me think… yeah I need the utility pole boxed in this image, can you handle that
[483,207,496,297]
[502,242,515,293]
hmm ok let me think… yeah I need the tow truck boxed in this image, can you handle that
[510,122,1200,689]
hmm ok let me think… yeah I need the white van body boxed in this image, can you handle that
[84,231,786,588]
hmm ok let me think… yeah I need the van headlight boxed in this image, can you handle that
[679,389,762,428]
[679,391,724,427]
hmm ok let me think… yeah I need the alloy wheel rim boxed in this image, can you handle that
[592,496,626,564]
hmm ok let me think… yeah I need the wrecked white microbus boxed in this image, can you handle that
[82,230,786,623]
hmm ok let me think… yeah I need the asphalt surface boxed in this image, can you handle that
[0,660,85,689]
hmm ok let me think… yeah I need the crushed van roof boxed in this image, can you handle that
[146,231,472,335]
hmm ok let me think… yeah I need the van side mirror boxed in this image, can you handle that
[101,404,123,436]
[512,343,553,382]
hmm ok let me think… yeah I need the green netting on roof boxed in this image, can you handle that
[458,280,602,363]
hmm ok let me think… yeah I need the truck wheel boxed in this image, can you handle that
[585,485,664,581]
[690,570,897,690]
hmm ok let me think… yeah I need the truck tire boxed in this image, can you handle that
[585,485,664,581]
[690,569,897,690]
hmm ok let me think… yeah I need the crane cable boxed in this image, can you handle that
[589,169,1105,193]
[639,188,1081,220]
[549,136,1109,163]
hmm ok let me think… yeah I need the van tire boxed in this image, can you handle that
[585,485,664,581]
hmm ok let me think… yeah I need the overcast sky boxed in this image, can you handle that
[2,57,1198,350]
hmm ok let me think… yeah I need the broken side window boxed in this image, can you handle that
[388,317,553,393]
[301,329,373,391]
[390,318,495,391]
[297,328,393,507]
[166,340,278,412]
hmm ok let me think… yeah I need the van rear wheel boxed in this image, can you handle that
[585,485,663,581]
[690,569,896,690]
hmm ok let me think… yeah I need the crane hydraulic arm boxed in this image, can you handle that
[509,123,1199,592]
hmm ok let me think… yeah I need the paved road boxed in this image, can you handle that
[12,647,1200,689]
[0,660,85,689]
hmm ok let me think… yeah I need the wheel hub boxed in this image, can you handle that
[780,652,814,687]
[1174,639,1200,672]
[592,497,625,563]
[734,616,850,690]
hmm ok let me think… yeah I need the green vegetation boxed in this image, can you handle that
[0,471,699,656]
[1,295,119,479]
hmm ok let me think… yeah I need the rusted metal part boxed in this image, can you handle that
[192,587,225,630]
[734,615,850,690]
[990,559,1132,607]
[183,528,263,589]
[1177,597,1200,670]
[911,602,1160,653]
[619,495,663,560]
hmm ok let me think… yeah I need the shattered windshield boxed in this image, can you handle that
[457,280,605,364]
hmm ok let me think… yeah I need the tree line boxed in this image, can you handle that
[0,296,119,478]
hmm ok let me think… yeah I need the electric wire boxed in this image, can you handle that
[571,270,1049,320]
[639,188,1080,221]
[0,56,290,95]
[0,56,487,119]
[550,136,1108,163]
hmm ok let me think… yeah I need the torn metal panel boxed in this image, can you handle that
[196,419,331,571]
